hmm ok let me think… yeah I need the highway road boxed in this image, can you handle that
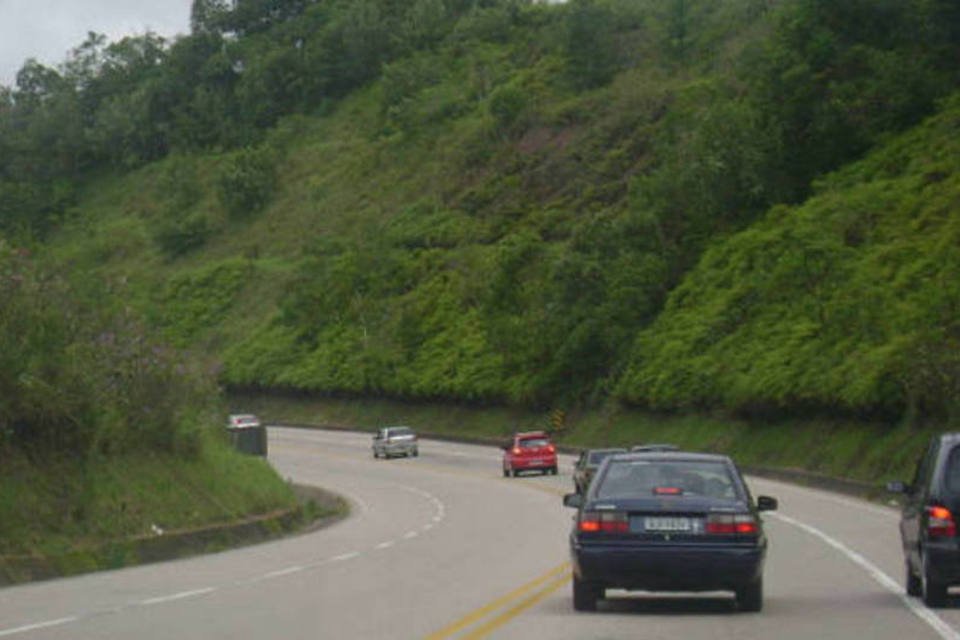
[2,426,960,639]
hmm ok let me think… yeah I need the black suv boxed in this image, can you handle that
[889,433,960,607]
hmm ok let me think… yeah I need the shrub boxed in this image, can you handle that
[217,145,277,219]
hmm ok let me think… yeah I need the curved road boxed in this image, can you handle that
[1,426,959,639]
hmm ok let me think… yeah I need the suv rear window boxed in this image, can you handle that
[596,460,739,500]
[387,427,413,437]
[588,450,619,465]
[944,447,960,494]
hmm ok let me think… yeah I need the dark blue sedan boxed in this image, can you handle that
[562,451,778,612]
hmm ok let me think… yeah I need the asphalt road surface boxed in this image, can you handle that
[2,426,960,639]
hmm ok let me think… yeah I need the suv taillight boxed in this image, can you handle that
[512,447,522,456]
[927,505,957,538]
[706,513,758,535]
[547,444,556,454]
[578,511,629,534]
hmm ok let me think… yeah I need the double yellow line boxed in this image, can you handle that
[424,562,572,640]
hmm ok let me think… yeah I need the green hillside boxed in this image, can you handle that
[1,0,958,428]
[618,94,960,420]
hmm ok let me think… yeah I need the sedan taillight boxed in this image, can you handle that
[927,505,957,538]
[705,513,758,535]
[579,511,629,534]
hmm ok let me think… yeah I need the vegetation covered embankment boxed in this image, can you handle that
[0,244,300,579]
[232,393,928,490]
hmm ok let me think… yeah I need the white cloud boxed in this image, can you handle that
[0,0,193,87]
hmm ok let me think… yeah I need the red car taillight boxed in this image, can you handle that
[705,513,758,535]
[578,511,629,534]
[927,505,957,538]
[547,444,556,454]
[512,447,522,456]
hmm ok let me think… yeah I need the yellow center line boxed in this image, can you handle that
[423,562,571,640]
[460,569,572,640]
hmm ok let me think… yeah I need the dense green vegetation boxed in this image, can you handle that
[618,97,960,421]
[2,0,959,440]
[0,234,296,564]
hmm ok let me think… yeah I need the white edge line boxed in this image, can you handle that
[0,617,78,638]
[376,541,395,550]
[263,566,304,579]
[139,587,216,606]
[771,513,960,640]
[331,551,361,562]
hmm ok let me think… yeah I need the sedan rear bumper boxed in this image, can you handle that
[507,457,557,470]
[571,540,765,591]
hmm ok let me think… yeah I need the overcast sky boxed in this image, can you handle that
[0,0,194,88]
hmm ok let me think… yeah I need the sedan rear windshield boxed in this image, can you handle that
[596,460,739,500]
[518,438,550,448]
[388,427,414,437]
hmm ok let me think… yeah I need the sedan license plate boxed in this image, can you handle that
[643,517,692,533]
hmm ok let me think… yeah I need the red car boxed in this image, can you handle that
[502,431,558,477]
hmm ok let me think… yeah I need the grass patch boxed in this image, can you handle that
[0,438,297,561]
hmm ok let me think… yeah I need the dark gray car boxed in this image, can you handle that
[889,432,960,607]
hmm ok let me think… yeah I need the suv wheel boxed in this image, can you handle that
[923,553,948,607]
[736,577,763,612]
[572,575,601,612]
[906,562,922,597]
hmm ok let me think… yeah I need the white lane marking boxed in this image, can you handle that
[263,566,305,579]
[750,475,898,520]
[330,551,361,562]
[0,617,78,637]
[375,541,395,550]
[139,587,216,606]
[771,513,960,640]
[335,489,372,515]
[404,531,418,539]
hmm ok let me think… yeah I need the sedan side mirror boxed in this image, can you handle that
[563,493,583,509]
[757,495,778,512]
[886,480,909,494]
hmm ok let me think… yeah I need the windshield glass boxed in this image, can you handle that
[596,460,739,500]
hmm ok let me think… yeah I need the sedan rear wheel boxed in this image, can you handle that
[572,575,601,612]
[736,577,763,612]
